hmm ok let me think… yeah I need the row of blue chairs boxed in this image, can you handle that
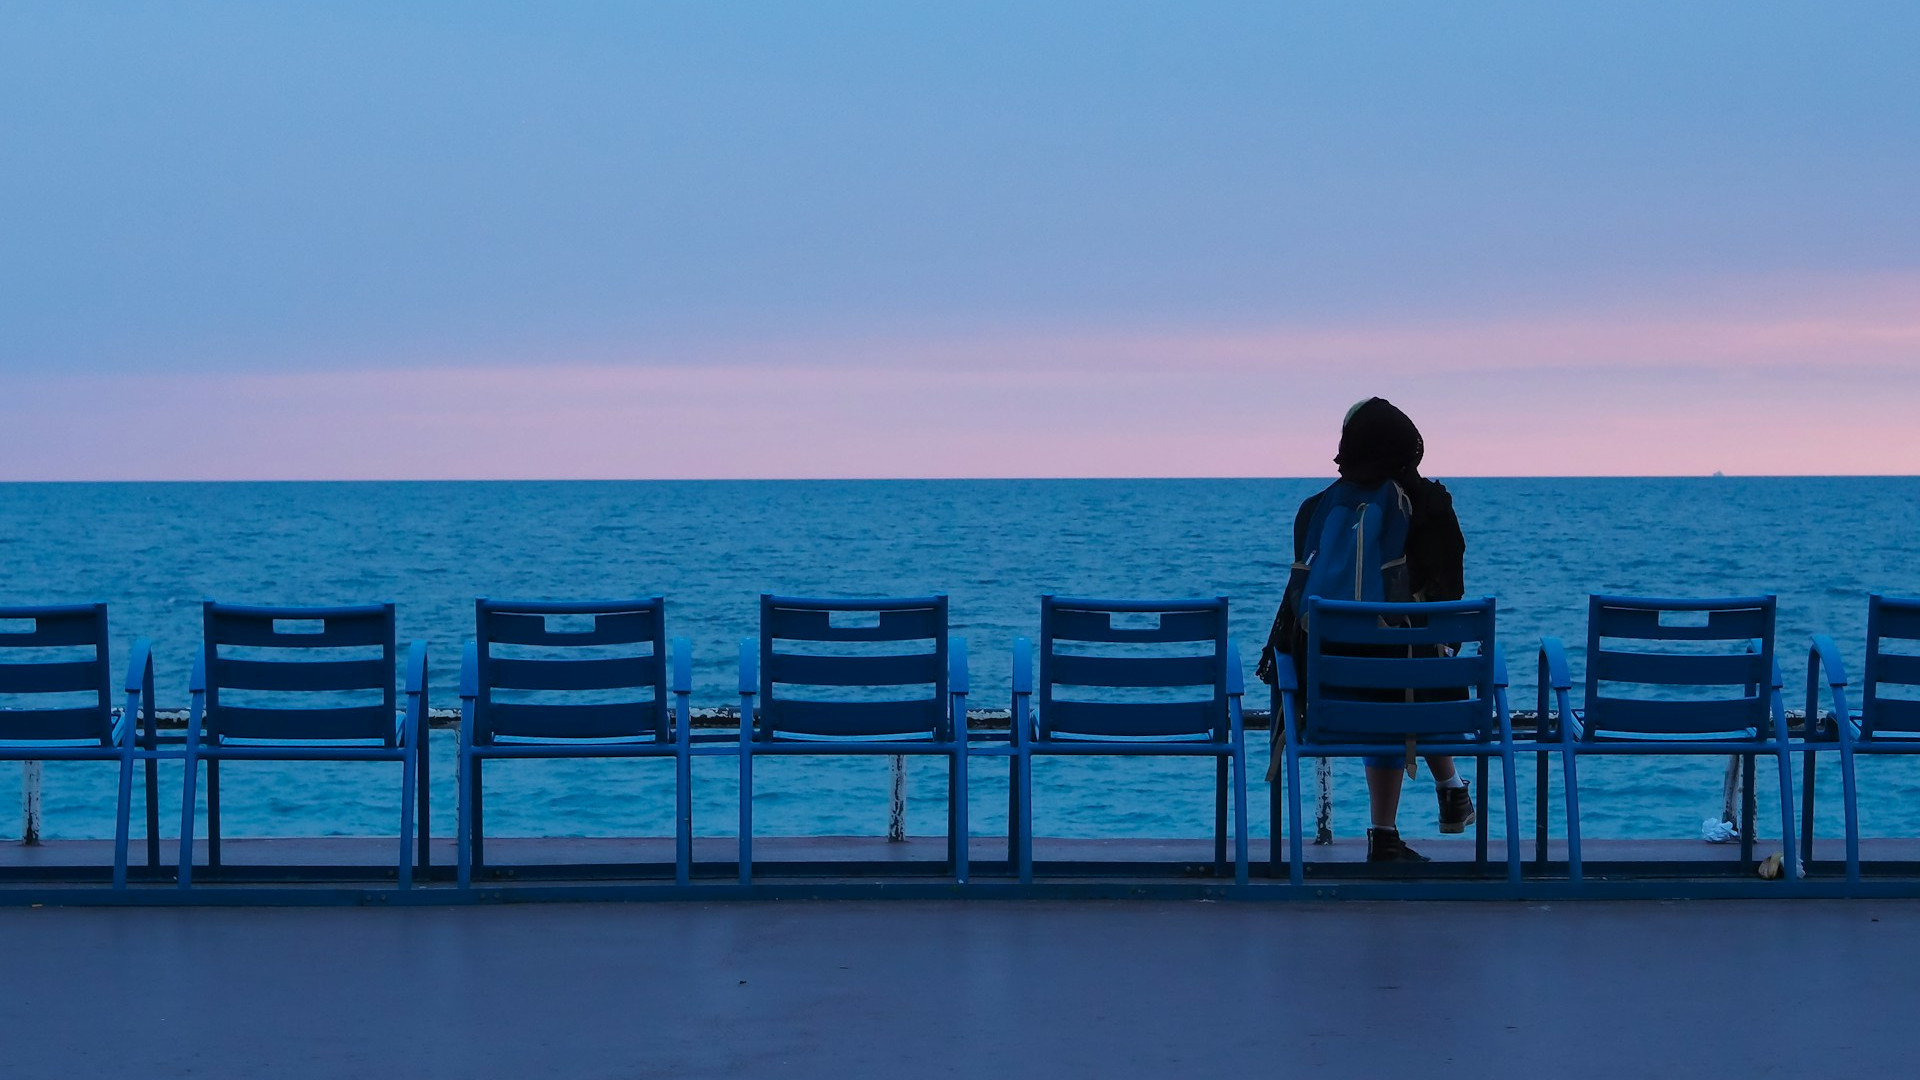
[4,592,1916,890]
[0,594,1248,889]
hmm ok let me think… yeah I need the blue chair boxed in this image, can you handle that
[1010,596,1247,884]
[178,602,427,888]
[458,598,694,886]
[737,595,968,883]
[0,604,158,888]
[1803,595,1920,885]
[1274,596,1518,885]
[1539,594,1794,883]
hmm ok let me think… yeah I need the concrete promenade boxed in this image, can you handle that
[1,899,1909,1078]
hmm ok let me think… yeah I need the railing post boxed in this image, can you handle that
[22,761,42,845]
[889,754,907,842]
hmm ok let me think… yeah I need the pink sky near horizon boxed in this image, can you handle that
[6,277,1916,481]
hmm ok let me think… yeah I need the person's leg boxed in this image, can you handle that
[1366,763,1404,828]
[1426,754,1476,833]
[1365,758,1429,862]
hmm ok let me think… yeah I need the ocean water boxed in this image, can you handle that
[3,477,1918,845]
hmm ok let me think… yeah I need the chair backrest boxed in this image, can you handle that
[1038,596,1229,740]
[474,598,667,743]
[1581,594,1776,738]
[203,601,398,744]
[0,603,113,744]
[760,595,949,739]
[1863,595,1920,737]
[1301,596,1497,741]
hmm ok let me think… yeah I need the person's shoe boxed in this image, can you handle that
[1438,781,1477,834]
[1367,827,1431,863]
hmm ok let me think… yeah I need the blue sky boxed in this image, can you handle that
[2,3,1915,477]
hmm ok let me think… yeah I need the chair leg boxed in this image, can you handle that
[738,744,753,885]
[1268,751,1283,880]
[1800,747,1817,868]
[397,745,417,890]
[1232,744,1249,885]
[1006,754,1019,870]
[457,748,473,889]
[1017,750,1033,884]
[144,756,160,869]
[1214,756,1228,872]
[177,751,198,889]
[1561,746,1583,884]
[113,750,134,889]
[1840,742,1860,887]
[951,749,969,885]
[675,747,692,886]
[1285,748,1306,886]
[207,759,221,869]
[1775,740,1798,884]
[1475,753,1490,865]
[417,727,431,871]
[1740,753,1756,868]
[1534,749,1549,868]
[471,757,485,874]
[1501,748,1521,885]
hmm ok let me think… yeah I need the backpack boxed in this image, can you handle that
[1257,479,1414,685]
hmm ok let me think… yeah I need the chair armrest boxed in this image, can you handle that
[403,641,428,745]
[671,636,692,695]
[1011,637,1033,746]
[406,640,428,697]
[1538,637,1571,690]
[738,637,757,740]
[459,640,478,700]
[949,636,969,739]
[185,647,206,747]
[671,637,692,745]
[1225,635,1245,697]
[1806,635,1854,736]
[1491,643,1510,689]
[121,638,155,748]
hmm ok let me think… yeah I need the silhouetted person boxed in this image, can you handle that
[1260,397,1474,862]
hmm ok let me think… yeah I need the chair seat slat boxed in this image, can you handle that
[1592,602,1770,642]
[1043,698,1216,738]
[487,655,661,692]
[1047,652,1215,689]
[1309,606,1491,646]
[210,704,394,742]
[1583,695,1766,736]
[1869,653,1920,687]
[1314,654,1484,692]
[1304,697,1488,738]
[765,650,943,688]
[484,609,660,647]
[214,658,389,692]
[1592,650,1768,687]
[483,701,664,741]
[207,609,391,648]
[0,706,112,743]
[1046,606,1222,644]
[762,698,943,738]
[0,660,103,694]
[1865,696,1920,735]
[765,605,944,643]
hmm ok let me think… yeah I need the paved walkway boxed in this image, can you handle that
[1,899,1906,1078]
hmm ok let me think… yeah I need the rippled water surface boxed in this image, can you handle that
[3,478,1917,842]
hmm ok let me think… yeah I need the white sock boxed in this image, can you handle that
[1436,773,1466,790]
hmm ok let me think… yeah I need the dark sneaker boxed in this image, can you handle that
[1367,827,1431,863]
[1437,782,1476,834]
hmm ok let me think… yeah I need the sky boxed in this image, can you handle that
[2,1,1916,479]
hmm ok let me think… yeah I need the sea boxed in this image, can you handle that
[3,477,1918,845]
